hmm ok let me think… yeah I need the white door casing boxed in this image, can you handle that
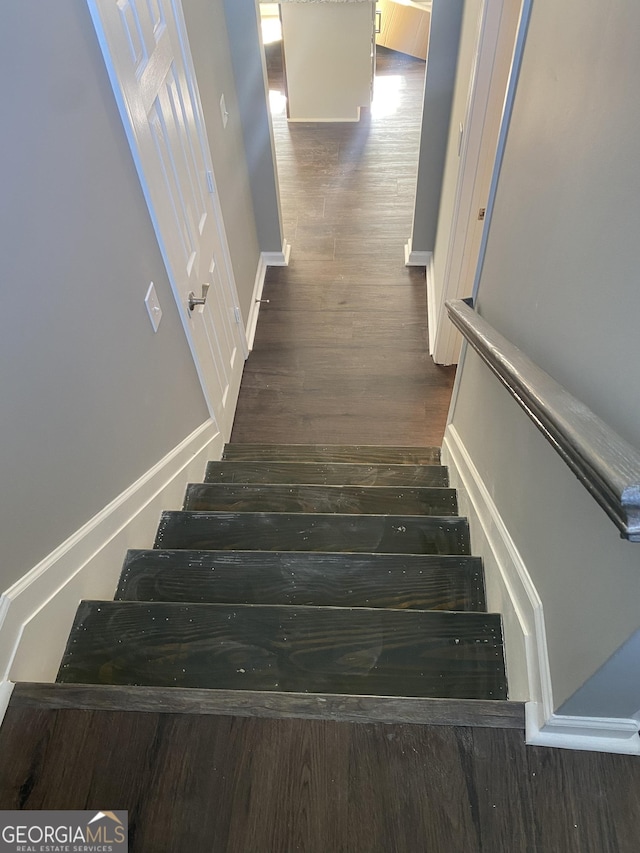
[87,0,247,436]
[430,0,523,366]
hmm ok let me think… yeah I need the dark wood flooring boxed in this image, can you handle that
[1,44,637,853]
[1,709,639,853]
[230,46,455,446]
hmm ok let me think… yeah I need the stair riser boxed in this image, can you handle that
[154,512,471,555]
[117,550,486,611]
[222,444,441,465]
[58,601,506,700]
[205,461,449,487]
[183,483,457,516]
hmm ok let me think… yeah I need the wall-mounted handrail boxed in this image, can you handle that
[446,298,640,542]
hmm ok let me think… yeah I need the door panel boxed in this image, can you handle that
[89,0,246,436]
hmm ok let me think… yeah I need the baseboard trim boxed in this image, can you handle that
[10,682,525,728]
[0,680,14,723]
[287,112,361,124]
[444,424,640,754]
[245,244,291,349]
[443,425,547,707]
[246,254,268,351]
[404,241,432,268]
[526,706,640,755]
[262,241,291,268]
[426,252,437,354]
[0,419,223,709]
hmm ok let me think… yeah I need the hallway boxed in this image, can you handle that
[231,46,455,446]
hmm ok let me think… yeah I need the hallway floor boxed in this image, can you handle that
[231,47,455,446]
[1,45,639,853]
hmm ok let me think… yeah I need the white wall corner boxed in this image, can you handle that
[0,418,223,696]
[443,423,640,755]
[262,240,291,268]
[404,241,432,268]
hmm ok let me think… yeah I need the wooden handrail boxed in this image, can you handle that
[446,298,640,541]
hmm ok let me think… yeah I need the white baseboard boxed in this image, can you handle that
[426,252,437,354]
[526,707,640,755]
[288,111,360,123]
[443,425,543,705]
[404,241,432,267]
[0,680,14,722]
[0,419,223,715]
[443,424,640,754]
[245,243,291,350]
[246,254,268,351]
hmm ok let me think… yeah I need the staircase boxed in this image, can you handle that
[51,444,519,726]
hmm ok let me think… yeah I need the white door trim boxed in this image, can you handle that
[431,0,530,365]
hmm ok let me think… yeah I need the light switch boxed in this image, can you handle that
[145,282,162,332]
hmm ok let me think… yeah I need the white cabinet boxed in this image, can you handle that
[280,2,376,122]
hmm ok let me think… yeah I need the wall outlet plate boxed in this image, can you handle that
[144,282,162,332]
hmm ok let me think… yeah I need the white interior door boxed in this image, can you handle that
[87,0,247,436]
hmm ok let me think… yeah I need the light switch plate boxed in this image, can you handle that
[144,282,162,332]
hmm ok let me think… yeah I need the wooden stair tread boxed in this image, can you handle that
[222,444,441,465]
[183,483,457,516]
[205,460,449,487]
[117,549,486,611]
[57,601,507,700]
[154,511,471,555]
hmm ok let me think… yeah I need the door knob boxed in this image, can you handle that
[188,283,210,313]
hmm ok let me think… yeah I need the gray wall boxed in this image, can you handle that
[410,0,464,253]
[183,0,261,324]
[0,2,209,591]
[223,0,284,254]
[449,0,640,714]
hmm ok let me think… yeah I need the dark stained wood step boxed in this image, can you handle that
[222,444,441,465]
[116,550,486,611]
[183,483,458,516]
[205,460,449,487]
[11,682,525,728]
[154,511,471,555]
[57,601,507,700]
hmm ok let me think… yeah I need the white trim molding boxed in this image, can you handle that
[404,241,432,268]
[526,708,640,755]
[443,423,640,755]
[0,419,223,723]
[288,113,361,124]
[245,243,291,350]
[426,252,437,355]
[0,680,14,722]
[246,253,268,351]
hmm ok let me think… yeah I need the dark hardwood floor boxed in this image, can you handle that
[1,709,639,853]
[231,46,455,446]
[1,43,637,853]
